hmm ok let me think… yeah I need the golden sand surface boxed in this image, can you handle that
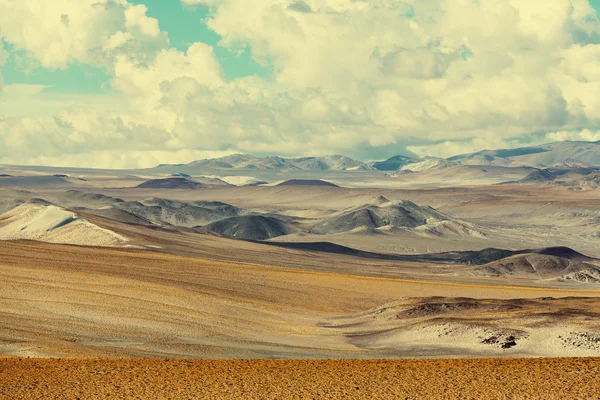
[3,241,600,358]
[1,358,600,399]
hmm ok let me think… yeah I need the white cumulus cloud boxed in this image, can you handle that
[1,0,600,167]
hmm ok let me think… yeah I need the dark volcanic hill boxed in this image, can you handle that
[259,242,594,268]
[59,190,125,208]
[473,252,598,280]
[198,215,294,240]
[0,176,71,187]
[371,155,419,171]
[451,246,591,265]
[136,178,205,189]
[276,179,339,187]
[519,169,558,183]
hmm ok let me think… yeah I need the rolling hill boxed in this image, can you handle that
[117,198,241,228]
[515,167,600,190]
[137,177,206,189]
[370,155,420,171]
[473,252,600,282]
[276,179,339,187]
[0,203,128,246]
[309,199,483,237]
[449,141,600,167]
[157,154,380,171]
[198,215,295,240]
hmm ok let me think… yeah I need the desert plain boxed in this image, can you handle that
[2,147,600,398]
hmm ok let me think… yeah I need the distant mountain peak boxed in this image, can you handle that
[370,155,421,171]
[449,140,600,168]
[156,154,376,171]
[152,140,600,172]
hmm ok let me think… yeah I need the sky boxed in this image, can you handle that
[1,0,600,168]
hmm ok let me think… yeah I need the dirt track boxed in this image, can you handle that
[1,358,600,399]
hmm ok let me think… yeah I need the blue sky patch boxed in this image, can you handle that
[2,0,271,94]
[1,1,600,96]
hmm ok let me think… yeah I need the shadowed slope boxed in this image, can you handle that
[137,178,205,189]
[276,179,339,187]
[199,215,294,240]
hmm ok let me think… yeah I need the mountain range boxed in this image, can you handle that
[448,140,600,167]
[154,140,600,172]
[158,154,374,171]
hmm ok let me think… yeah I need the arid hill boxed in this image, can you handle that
[474,253,599,281]
[136,177,205,189]
[117,198,240,227]
[0,204,127,246]
[198,215,295,240]
[276,179,339,187]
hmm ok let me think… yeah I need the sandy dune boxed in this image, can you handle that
[0,204,128,246]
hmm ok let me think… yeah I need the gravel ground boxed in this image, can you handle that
[1,358,600,399]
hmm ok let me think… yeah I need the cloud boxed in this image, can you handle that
[546,128,600,142]
[0,85,127,119]
[180,0,222,6]
[0,0,168,70]
[194,0,600,143]
[288,1,312,13]
[0,39,8,93]
[0,147,235,169]
[379,45,466,80]
[112,42,225,131]
[1,0,600,168]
